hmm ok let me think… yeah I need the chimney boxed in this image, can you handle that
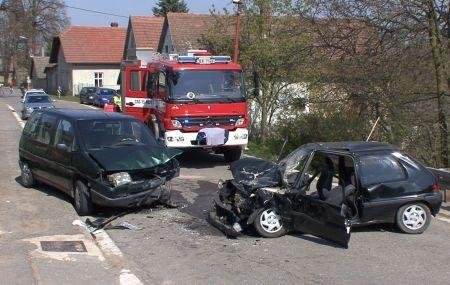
[110,22,119,27]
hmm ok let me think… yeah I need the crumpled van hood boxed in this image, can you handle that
[88,145,182,172]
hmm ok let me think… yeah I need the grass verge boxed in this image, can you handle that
[50,94,80,103]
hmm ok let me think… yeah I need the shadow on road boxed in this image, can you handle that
[177,149,228,169]
[14,176,73,204]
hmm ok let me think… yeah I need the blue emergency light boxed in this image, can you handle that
[177,55,231,64]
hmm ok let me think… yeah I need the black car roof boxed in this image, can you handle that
[40,109,135,121]
[304,141,398,153]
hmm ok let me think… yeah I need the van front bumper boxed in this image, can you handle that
[90,178,168,208]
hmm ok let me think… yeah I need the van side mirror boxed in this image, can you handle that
[252,69,260,98]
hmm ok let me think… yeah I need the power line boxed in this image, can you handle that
[64,4,129,19]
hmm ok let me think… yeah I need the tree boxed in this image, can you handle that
[0,0,68,84]
[296,0,448,167]
[152,0,188,16]
[202,0,315,143]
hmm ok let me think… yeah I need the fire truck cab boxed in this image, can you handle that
[120,51,252,162]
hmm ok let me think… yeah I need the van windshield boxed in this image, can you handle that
[77,119,157,150]
[169,70,245,102]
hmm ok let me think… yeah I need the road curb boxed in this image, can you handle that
[73,220,143,285]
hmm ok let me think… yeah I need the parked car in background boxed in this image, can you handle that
[208,142,442,247]
[79,87,97,105]
[19,109,182,215]
[20,94,55,120]
[93,88,116,107]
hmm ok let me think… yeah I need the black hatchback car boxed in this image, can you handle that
[19,109,181,215]
[208,141,442,247]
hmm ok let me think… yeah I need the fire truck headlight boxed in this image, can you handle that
[171,120,182,129]
[235,118,245,126]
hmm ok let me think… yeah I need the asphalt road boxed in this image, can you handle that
[1,87,450,285]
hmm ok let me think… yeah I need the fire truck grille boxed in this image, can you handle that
[174,116,242,128]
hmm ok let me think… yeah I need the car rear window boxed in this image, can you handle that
[26,95,51,103]
[359,154,406,186]
[99,89,114,95]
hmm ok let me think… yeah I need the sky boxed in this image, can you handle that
[65,0,233,27]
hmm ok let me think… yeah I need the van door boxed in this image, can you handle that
[28,113,58,183]
[47,118,76,193]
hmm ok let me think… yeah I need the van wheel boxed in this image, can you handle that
[396,203,431,234]
[224,148,242,162]
[74,181,93,216]
[254,208,287,238]
[20,162,34,188]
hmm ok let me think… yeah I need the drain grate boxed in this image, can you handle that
[40,241,87,252]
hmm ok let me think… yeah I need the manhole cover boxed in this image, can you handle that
[40,241,87,252]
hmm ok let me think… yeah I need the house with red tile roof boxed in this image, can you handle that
[46,25,126,96]
[159,12,218,55]
[123,16,165,62]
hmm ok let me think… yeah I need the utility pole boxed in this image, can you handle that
[232,0,242,63]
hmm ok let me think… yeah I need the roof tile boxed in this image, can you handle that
[60,26,126,63]
[130,16,165,50]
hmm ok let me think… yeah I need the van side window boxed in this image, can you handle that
[36,114,57,145]
[23,112,42,138]
[55,119,75,150]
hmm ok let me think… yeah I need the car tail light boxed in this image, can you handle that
[432,183,441,193]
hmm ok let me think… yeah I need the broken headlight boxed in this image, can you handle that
[108,172,132,187]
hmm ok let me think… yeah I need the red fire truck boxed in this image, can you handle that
[119,51,256,162]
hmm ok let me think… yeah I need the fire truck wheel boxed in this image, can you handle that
[224,148,242,162]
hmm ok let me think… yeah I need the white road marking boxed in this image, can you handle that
[119,269,143,285]
[6,104,25,129]
[87,105,98,109]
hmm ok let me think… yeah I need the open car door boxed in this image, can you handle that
[275,194,351,248]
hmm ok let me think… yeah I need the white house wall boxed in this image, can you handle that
[72,65,120,95]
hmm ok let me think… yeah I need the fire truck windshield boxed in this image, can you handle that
[169,70,245,102]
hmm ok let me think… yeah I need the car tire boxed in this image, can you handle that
[396,203,431,234]
[224,148,242,163]
[74,180,93,216]
[254,208,287,238]
[20,162,34,188]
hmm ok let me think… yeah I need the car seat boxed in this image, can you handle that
[316,157,334,200]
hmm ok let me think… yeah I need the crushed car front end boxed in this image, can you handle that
[88,158,180,208]
[208,157,284,237]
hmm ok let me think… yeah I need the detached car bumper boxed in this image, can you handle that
[90,177,168,208]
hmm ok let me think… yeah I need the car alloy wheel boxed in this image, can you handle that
[402,204,427,231]
[259,209,283,234]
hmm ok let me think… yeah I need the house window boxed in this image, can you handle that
[94,72,103,87]
[165,45,169,53]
